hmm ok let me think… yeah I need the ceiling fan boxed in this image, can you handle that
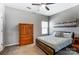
[32,3,55,11]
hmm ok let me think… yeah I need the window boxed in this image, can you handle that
[41,21,48,34]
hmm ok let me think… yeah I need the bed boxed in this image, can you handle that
[36,32,74,55]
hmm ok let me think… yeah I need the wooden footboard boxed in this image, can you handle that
[36,39,55,55]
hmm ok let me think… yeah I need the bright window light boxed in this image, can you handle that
[41,21,48,34]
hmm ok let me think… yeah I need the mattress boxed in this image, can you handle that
[37,35,72,52]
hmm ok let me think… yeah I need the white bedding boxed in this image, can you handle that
[37,35,72,52]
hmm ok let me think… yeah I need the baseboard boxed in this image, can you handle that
[5,43,19,47]
[5,43,35,47]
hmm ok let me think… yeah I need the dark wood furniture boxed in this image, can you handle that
[36,32,74,55]
[72,36,79,52]
[19,23,33,46]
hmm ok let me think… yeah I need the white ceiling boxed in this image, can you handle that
[5,3,79,16]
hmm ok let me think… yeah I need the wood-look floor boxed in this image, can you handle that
[0,44,46,55]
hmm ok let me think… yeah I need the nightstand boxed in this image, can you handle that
[72,37,79,52]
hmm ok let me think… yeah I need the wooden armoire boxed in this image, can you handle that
[19,23,33,46]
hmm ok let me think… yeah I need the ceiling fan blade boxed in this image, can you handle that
[46,3,55,5]
[45,6,50,11]
[26,7,31,9]
[32,3,40,5]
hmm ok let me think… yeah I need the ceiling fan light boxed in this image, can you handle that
[41,5,46,8]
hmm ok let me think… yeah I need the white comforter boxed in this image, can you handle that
[37,35,72,52]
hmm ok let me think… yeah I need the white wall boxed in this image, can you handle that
[5,6,48,46]
[0,4,5,51]
[49,5,79,35]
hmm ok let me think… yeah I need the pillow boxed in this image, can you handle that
[51,32,56,36]
[63,33,72,38]
[55,32,63,37]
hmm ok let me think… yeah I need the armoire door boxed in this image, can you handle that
[19,23,33,46]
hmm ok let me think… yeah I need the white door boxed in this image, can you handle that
[0,4,4,52]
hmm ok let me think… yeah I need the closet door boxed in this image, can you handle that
[19,23,33,46]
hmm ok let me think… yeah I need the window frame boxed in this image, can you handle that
[41,21,48,35]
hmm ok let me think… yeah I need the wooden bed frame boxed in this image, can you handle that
[36,39,55,55]
[36,32,74,55]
